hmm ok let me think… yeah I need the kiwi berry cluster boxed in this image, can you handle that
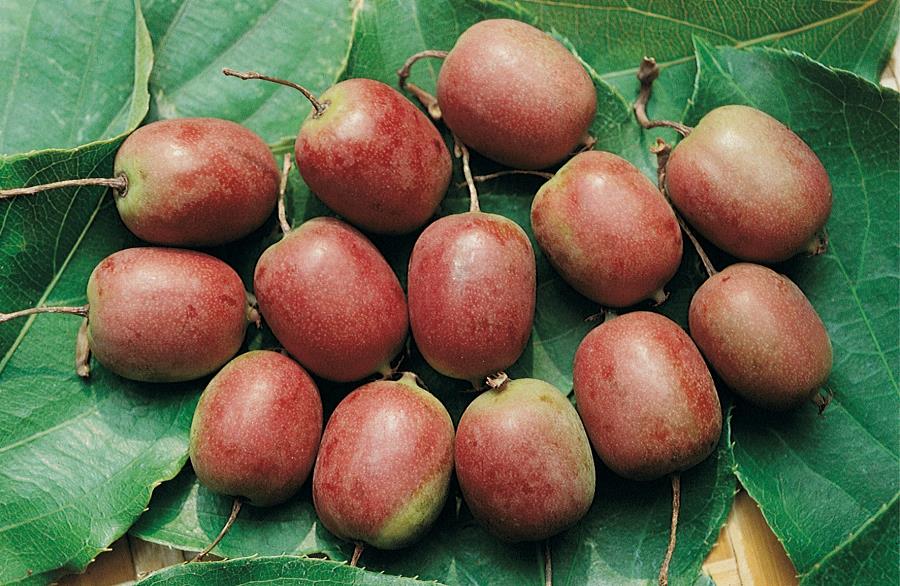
[0,18,833,586]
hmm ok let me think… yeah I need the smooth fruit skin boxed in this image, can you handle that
[531,151,683,307]
[407,212,536,383]
[455,378,595,542]
[114,118,279,246]
[254,217,408,382]
[312,373,454,550]
[436,19,596,169]
[689,263,833,410]
[190,351,323,507]
[573,312,722,481]
[295,79,451,234]
[666,105,832,262]
[86,247,251,382]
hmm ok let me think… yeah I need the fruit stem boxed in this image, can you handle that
[0,176,127,199]
[806,230,829,256]
[658,472,681,586]
[470,170,555,185]
[813,386,834,415]
[544,540,553,586]
[453,134,479,212]
[75,317,91,379]
[191,498,242,562]
[350,542,364,567]
[0,304,89,324]
[485,371,510,390]
[634,57,692,138]
[277,153,293,235]
[223,68,327,117]
[651,139,717,278]
[396,50,448,121]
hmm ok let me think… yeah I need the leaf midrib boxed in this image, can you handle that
[576,0,885,80]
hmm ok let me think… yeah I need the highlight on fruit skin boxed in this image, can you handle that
[1,118,281,247]
[665,104,832,262]
[407,211,536,385]
[253,216,409,383]
[295,78,452,234]
[454,378,596,542]
[436,18,596,169]
[189,351,323,507]
[531,150,683,307]
[688,263,833,411]
[84,247,254,382]
[312,373,455,551]
[573,311,722,481]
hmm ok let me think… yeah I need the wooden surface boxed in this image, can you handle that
[54,31,900,586]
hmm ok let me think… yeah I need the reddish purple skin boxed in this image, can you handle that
[312,375,455,549]
[254,217,408,382]
[295,79,451,234]
[666,105,832,262]
[114,118,279,246]
[455,378,595,542]
[190,351,323,506]
[573,312,722,481]
[531,151,683,307]
[86,247,250,383]
[689,263,833,410]
[436,19,596,169]
[407,211,536,383]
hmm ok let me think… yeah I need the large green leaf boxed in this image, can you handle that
[0,0,152,154]
[142,0,357,144]
[0,3,201,584]
[512,0,899,121]
[0,201,201,585]
[134,555,442,586]
[681,40,899,584]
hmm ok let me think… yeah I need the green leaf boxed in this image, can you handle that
[130,467,347,562]
[0,3,198,584]
[142,0,357,144]
[0,200,201,585]
[511,0,898,121]
[0,0,152,154]
[681,39,899,583]
[133,413,733,586]
[134,555,443,586]
[801,495,899,585]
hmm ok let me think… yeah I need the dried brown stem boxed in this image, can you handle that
[651,139,717,278]
[350,542,364,567]
[277,153,293,235]
[485,372,509,390]
[813,386,834,415]
[191,498,242,562]
[396,50,448,120]
[634,57,692,138]
[0,305,89,324]
[658,472,681,586]
[0,176,127,199]
[544,540,553,586]
[75,317,91,378]
[453,134,479,212]
[223,68,326,116]
[470,170,554,184]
